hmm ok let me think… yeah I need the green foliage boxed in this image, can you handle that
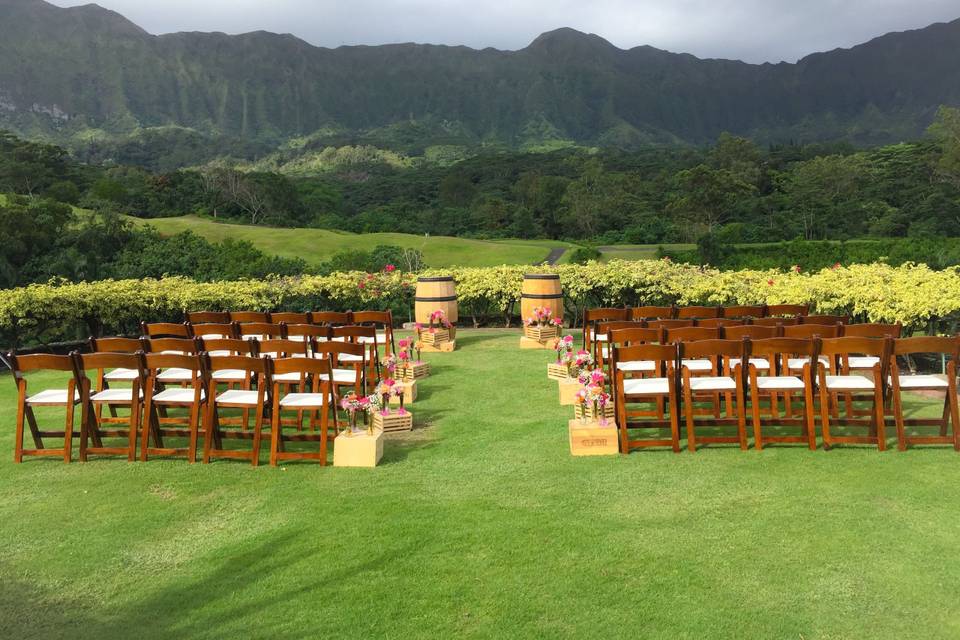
[568,247,602,264]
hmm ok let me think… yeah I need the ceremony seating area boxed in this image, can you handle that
[8,310,409,466]
[575,306,960,453]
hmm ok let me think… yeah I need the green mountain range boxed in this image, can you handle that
[1,0,959,155]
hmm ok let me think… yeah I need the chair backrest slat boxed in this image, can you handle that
[310,311,352,326]
[89,337,141,353]
[189,322,239,339]
[767,304,809,317]
[722,325,779,340]
[783,324,841,340]
[230,311,270,324]
[629,306,674,321]
[722,305,765,319]
[270,312,310,324]
[664,326,720,343]
[676,306,720,320]
[841,323,902,339]
[141,338,198,354]
[141,322,192,339]
[187,311,230,324]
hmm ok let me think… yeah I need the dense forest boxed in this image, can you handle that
[2,105,959,288]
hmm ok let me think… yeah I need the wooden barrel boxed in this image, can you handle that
[520,274,563,323]
[415,276,458,324]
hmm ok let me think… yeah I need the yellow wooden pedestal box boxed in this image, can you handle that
[568,420,619,456]
[333,429,385,467]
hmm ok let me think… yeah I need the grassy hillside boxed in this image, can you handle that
[128,215,574,268]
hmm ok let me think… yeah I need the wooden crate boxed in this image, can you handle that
[574,404,616,422]
[421,340,456,353]
[559,379,581,406]
[333,429,385,467]
[524,325,559,342]
[372,411,413,433]
[547,362,572,381]
[520,336,554,350]
[388,380,417,405]
[399,362,431,381]
[420,329,451,345]
[568,420,619,456]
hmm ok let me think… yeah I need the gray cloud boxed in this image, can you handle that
[47,0,960,63]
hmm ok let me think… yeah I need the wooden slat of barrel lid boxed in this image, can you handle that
[521,273,563,321]
[415,276,458,323]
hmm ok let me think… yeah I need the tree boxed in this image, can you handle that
[668,164,756,238]
[778,155,868,240]
[928,106,960,190]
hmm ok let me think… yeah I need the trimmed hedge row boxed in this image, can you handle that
[2,261,959,348]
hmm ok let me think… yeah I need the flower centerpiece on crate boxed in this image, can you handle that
[548,335,596,381]
[524,306,563,342]
[417,310,453,345]
[339,393,371,436]
[396,337,430,381]
[574,371,614,425]
[366,383,413,433]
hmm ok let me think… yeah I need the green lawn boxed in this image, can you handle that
[597,243,695,262]
[2,330,960,638]
[128,215,575,268]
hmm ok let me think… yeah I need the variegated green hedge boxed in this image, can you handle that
[2,261,959,348]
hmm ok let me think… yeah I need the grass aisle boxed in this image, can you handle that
[1,331,959,638]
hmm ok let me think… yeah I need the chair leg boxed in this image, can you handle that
[819,386,832,450]
[803,382,817,451]
[270,404,281,467]
[684,385,696,453]
[251,410,264,467]
[940,396,951,437]
[126,398,140,462]
[618,400,628,454]
[14,395,26,464]
[187,401,201,463]
[736,384,748,451]
[25,407,43,449]
[140,395,154,462]
[320,404,330,465]
[873,385,886,452]
[893,387,906,451]
[202,400,215,464]
[63,401,75,463]
[949,387,960,452]
[752,390,763,451]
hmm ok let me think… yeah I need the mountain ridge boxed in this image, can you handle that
[1,0,959,154]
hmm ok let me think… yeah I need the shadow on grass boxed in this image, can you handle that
[0,533,420,640]
[454,332,511,348]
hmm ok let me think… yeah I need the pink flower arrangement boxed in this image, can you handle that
[525,306,561,328]
[384,264,397,272]
[428,309,453,330]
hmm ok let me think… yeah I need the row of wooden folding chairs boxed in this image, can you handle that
[584,304,839,351]
[7,344,376,466]
[182,309,396,353]
[609,335,959,454]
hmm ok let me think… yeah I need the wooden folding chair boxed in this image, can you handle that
[722,305,766,319]
[840,324,903,417]
[202,355,270,466]
[665,326,721,378]
[887,336,960,451]
[75,352,147,462]
[332,326,379,386]
[230,311,270,324]
[583,308,628,353]
[269,311,310,325]
[140,353,207,462]
[677,306,720,320]
[285,324,332,357]
[141,322,193,339]
[612,343,680,453]
[679,339,748,451]
[200,338,258,428]
[310,311,352,327]
[353,310,396,355]
[747,338,820,450]
[594,320,646,368]
[187,311,231,324]
[608,327,664,418]
[724,324,783,413]
[259,338,310,428]
[270,357,340,466]
[817,337,892,451]
[801,315,850,326]
[628,306,674,321]
[7,352,80,463]
[189,322,239,341]
[88,337,142,424]
[313,341,367,398]
[238,322,284,342]
[766,304,808,317]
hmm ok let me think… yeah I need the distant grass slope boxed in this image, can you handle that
[598,243,695,262]
[128,215,574,268]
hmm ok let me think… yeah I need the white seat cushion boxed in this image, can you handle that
[319,369,358,384]
[601,346,611,359]
[26,389,79,405]
[616,360,656,372]
[848,356,880,369]
[755,376,805,390]
[90,388,142,402]
[215,390,260,405]
[357,332,388,344]
[157,367,195,382]
[681,359,713,372]
[623,378,670,395]
[279,393,333,408]
[153,388,205,404]
[160,350,187,355]
[339,354,363,363]
[890,374,949,389]
[208,350,232,357]
[824,375,874,391]
[728,358,770,371]
[788,357,830,370]
[594,333,608,342]
[212,369,247,382]
[104,368,139,381]
[273,371,304,383]
[687,376,737,392]
[242,334,264,342]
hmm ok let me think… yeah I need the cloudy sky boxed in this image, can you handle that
[48,0,959,63]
